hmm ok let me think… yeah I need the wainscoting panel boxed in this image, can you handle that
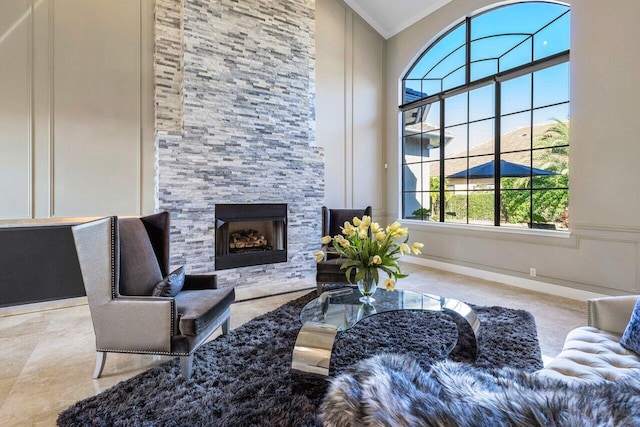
[0,0,32,219]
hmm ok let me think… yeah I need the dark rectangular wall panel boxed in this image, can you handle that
[0,226,85,307]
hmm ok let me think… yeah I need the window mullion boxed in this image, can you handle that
[494,81,501,226]
[465,17,471,85]
[440,97,446,222]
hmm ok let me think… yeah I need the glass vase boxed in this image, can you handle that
[357,270,377,304]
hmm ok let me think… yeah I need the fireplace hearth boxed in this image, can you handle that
[215,204,287,270]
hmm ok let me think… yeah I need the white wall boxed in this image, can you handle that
[0,0,155,219]
[316,0,386,217]
[384,0,640,295]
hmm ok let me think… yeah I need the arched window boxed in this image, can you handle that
[401,1,570,231]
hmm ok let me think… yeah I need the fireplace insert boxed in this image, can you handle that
[215,203,287,270]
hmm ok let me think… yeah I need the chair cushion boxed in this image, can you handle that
[152,266,185,297]
[620,298,640,354]
[175,287,235,336]
[119,218,163,296]
[537,326,640,382]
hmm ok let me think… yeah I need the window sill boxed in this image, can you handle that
[402,219,576,248]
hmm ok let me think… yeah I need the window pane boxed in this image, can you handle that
[532,189,568,229]
[469,119,494,156]
[423,79,442,97]
[445,154,493,187]
[500,189,530,227]
[471,2,569,39]
[534,11,570,61]
[445,93,468,127]
[442,65,466,92]
[501,112,531,153]
[469,190,494,225]
[532,147,568,189]
[425,163,441,190]
[409,191,438,221]
[444,190,466,223]
[427,45,466,78]
[499,38,532,72]
[470,59,498,81]
[472,35,530,61]
[533,117,569,148]
[501,74,532,115]
[404,140,440,166]
[501,151,531,189]
[403,80,424,104]
[403,192,421,219]
[406,23,466,80]
[403,108,422,133]
[403,135,423,163]
[533,110,569,149]
[403,102,443,141]
[403,164,421,191]
[469,84,494,122]
[444,124,468,158]
[445,158,467,183]
[534,62,569,107]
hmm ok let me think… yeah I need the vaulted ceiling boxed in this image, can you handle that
[343,0,452,39]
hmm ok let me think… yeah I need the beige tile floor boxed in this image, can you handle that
[0,263,585,426]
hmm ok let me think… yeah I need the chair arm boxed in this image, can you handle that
[183,274,218,290]
[587,295,639,334]
[93,296,176,353]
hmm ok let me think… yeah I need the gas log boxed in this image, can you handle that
[229,229,269,250]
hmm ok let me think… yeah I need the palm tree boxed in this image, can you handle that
[501,118,570,226]
[536,118,569,174]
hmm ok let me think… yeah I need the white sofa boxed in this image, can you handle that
[538,295,640,382]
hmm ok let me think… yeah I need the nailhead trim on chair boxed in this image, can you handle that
[110,217,117,300]
[109,215,177,348]
[96,348,192,357]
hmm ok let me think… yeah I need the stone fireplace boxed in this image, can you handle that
[215,204,287,270]
[154,0,323,286]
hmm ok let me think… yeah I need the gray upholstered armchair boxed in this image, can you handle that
[315,206,372,294]
[71,212,235,380]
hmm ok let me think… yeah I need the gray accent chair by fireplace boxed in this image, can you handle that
[316,206,372,294]
[71,212,235,380]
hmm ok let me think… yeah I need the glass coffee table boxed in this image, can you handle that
[291,287,480,376]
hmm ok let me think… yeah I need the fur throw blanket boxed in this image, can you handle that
[320,354,640,427]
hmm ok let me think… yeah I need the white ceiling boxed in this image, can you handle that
[343,0,452,39]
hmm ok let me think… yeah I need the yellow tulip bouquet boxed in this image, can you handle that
[315,215,424,300]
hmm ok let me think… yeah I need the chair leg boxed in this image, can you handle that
[93,351,107,379]
[317,282,323,295]
[222,316,231,335]
[181,354,194,379]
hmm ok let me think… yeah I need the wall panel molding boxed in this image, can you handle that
[316,0,385,210]
[0,0,32,219]
[0,0,155,220]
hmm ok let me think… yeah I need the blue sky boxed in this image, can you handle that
[404,1,570,157]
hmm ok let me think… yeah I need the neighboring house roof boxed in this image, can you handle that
[404,87,427,103]
[430,122,561,177]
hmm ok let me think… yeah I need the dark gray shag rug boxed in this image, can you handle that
[58,290,542,426]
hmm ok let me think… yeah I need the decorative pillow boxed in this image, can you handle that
[152,266,185,297]
[620,298,640,354]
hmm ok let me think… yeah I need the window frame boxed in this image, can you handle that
[400,2,570,231]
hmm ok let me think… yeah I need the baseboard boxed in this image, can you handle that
[234,277,316,301]
[0,296,88,318]
[402,256,606,302]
